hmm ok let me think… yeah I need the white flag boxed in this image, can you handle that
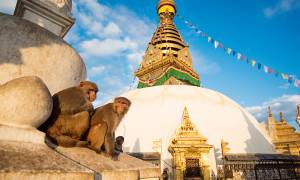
[264,66,268,73]
[214,41,219,48]
[237,53,242,60]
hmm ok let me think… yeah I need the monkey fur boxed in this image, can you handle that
[87,97,131,160]
[39,81,98,147]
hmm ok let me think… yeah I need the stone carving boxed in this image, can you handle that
[47,0,72,16]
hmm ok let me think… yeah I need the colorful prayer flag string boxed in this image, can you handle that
[177,14,299,88]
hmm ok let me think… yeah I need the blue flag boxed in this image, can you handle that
[257,63,262,70]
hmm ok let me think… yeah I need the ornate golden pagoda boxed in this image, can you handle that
[135,0,200,88]
[265,108,300,155]
[168,107,212,180]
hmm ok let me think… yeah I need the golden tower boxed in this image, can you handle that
[168,107,212,180]
[135,0,200,88]
[265,108,300,155]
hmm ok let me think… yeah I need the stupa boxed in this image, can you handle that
[115,0,280,178]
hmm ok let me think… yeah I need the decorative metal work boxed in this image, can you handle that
[185,159,202,178]
[223,154,300,179]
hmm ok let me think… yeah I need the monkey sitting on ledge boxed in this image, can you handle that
[87,97,131,160]
[39,81,98,147]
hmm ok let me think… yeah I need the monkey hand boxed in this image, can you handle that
[76,140,88,147]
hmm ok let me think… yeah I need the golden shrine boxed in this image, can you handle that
[135,0,200,88]
[264,107,300,155]
[168,107,212,180]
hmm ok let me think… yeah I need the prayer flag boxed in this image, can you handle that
[295,79,300,87]
[268,68,273,74]
[237,53,242,60]
[219,43,223,49]
[275,71,280,77]
[232,51,236,57]
[251,60,256,67]
[288,76,294,84]
[242,55,245,61]
[227,48,232,55]
[281,73,289,80]
[264,66,268,73]
[257,63,262,70]
[208,36,212,43]
[214,40,219,48]
[246,58,250,64]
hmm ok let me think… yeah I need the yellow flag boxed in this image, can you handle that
[227,48,232,55]
[251,60,256,67]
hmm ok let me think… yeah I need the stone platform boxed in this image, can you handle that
[0,125,160,180]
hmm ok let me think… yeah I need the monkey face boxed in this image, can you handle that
[88,89,97,102]
[115,100,130,115]
[79,81,99,102]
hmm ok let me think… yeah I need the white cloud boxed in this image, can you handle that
[80,38,138,58]
[0,0,17,14]
[246,94,300,123]
[68,0,155,66]
[263,0,300,18]
[88,65,108,77]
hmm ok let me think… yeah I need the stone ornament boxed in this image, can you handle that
[46,0,72,16]
[0,76,53,129]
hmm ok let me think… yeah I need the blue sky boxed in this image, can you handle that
[1,0,300,126]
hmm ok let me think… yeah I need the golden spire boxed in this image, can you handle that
[182,107,192,128]
[135,0,200,88]
[176,107,198,135]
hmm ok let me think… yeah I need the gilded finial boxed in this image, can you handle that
[182,106,191,124]
[268,106,272,117]
[280,112,285,122]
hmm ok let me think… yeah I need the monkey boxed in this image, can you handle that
[86,97,131,160]
[38,81,98,147]
[115,136,124,154]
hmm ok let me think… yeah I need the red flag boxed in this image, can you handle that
[268,68,273,74]
[219,43,223,49]
[242,55,245,61]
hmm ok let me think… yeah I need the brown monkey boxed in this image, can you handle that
[39,81,98,147]
[87,97,131,160]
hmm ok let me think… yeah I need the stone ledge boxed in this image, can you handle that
[56,145,161,180]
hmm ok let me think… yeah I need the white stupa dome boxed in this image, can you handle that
[116,85,275,165]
